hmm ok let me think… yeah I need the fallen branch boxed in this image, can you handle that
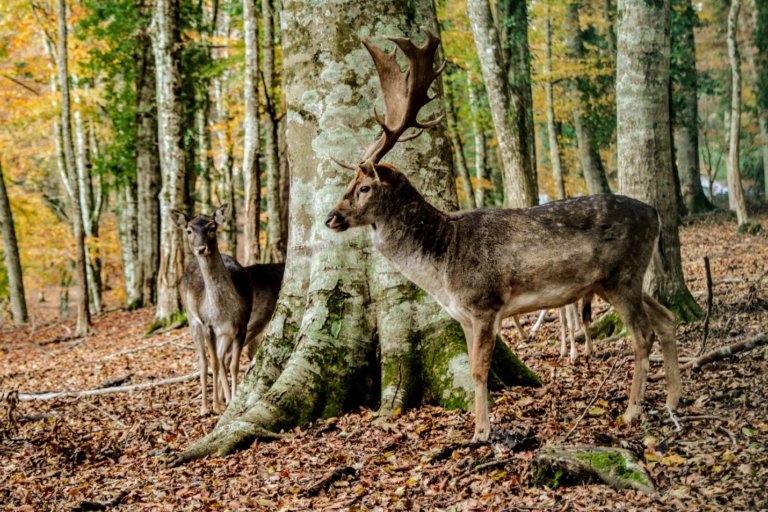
[5,372,200,401]
[303,465,358,496]
[650,332,767,381]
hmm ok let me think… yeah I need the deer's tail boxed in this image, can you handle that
[653,208,666,276]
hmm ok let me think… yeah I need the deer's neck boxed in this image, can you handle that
[196,249,237,301]
[372,184,453,293]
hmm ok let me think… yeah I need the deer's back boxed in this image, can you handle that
[181,254,253,328]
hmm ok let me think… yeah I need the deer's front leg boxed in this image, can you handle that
[229,336,244,401]
[216,332,235,404]
[191,323,209,415]
[471,316,498,442]
[205,330,224,414]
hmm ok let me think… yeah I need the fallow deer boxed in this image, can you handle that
[325,30,682,441]
[173,206,284,414]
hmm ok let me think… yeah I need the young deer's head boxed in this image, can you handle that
[325,30,444,232]
[171,204,231,256]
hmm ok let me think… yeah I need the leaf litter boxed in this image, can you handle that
[0,211,766,511]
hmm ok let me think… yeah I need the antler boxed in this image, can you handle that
[359,29,445,165]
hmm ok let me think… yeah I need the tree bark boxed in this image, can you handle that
[242,0,261,265]
[671,0,713,214]
[0,158,28,325]
[746,0,768,202]
[467,72,488,207]
[445,78,476,209]
[175,0,539,464]
[118,182,141,308]
[263,0,285,262]
[467,0,536,208]
[544,10,566,200]
[565,1,612,195]
[57,0,91,336]
[150,0,186,324]
[136,29,161,307]
[497,0,537,199]
[726,0,750,227]
[617,0,702,321]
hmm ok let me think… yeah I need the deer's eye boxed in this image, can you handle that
[186,229,192,235]
[359,185,371,193]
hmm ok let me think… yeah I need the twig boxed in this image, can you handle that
[6,372,201,401]
[73,490,127,511]
[303,465,358,496]
[79,397,128,429]
[718,425,738,449]
[699,256,714,356]
[561,345,628,443]
[665,406,681,433]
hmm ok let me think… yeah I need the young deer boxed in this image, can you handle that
[173,205,253,414]
[325,30,681,441]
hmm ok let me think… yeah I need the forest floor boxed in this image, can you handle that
[1,211,767,512]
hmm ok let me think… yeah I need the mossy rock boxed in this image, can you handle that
[533,444,656,496]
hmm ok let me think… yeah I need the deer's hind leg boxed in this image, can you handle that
[606,288,655,425]
[470,313,500,442]
[643,293,681,410]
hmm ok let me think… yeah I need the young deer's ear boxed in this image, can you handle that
[214,204,231,225]
[170,209,189,229]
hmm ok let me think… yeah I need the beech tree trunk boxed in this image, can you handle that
[617,0,702,321]
[467,0,536,208]
[565,1,612,195]
[671,0,713,214]
[175,0,539,463]
[0,159,28,325]
[118,182,141,308]
[467,72,488,207]
[242,0,261,265]
[497,0,537,199]
[263,0,285,262]
[726,0,750,227]
[545,10,566,200]
[151,0,186,324]
[57,0,91,336]
[136,30,161,307]
[445,79,476,209]
[746,0,768,202]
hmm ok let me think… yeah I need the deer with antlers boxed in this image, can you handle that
[325,30,682,441]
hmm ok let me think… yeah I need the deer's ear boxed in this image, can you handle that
[214,204,231,225]
[170,210,188,229]
[359,161,375,177]
[372,164,394,183]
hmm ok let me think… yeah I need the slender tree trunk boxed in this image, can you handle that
[617,0,702,321]
[118,182,142,308]
[565,1,611,195]
[57,0,90,335]
[467,72,488,207]
[175,0,538,463]
[197,90,213,213]
[746,0,768,202]
[278,115,290,247]
[445,79,476,209]
[545,11,566,200]
[467,0,536,208]
[671,0,713,213]
[263,0,284,262]
[150,0,186,324]
[726,0,750,227]
[136,31,161,307]
[497,0,537,199]
[0,159,28,325]
[604,0,617,59]
[242,0,261,265]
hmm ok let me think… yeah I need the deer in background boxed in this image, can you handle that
[325,30,681,441]
[172,205,284,414]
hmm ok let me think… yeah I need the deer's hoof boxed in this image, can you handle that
[200,406,210,416]
[472,428,490,443]
[569,350,579,363]
[622,405,642,425]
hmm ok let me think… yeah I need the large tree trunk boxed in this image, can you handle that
[497,0,537,199]
[175,0,539,464]
[263,0,285,262]
[118,182,142,308]
[565,1,612,195]
[467,0,536,208]
[726,0,750,227]
[544,10,566,200]
[136,31,161,307]
[0,158,28,325]
[467,72,488,207]
[445,78,476,209]
[242,0,261,265]
[617,0,702,321]
[57,0,91,336]
[150,0,186,324]
[671,0,713,214]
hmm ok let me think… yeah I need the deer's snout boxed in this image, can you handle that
[325,211,348,232]
[194,245,208,255]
